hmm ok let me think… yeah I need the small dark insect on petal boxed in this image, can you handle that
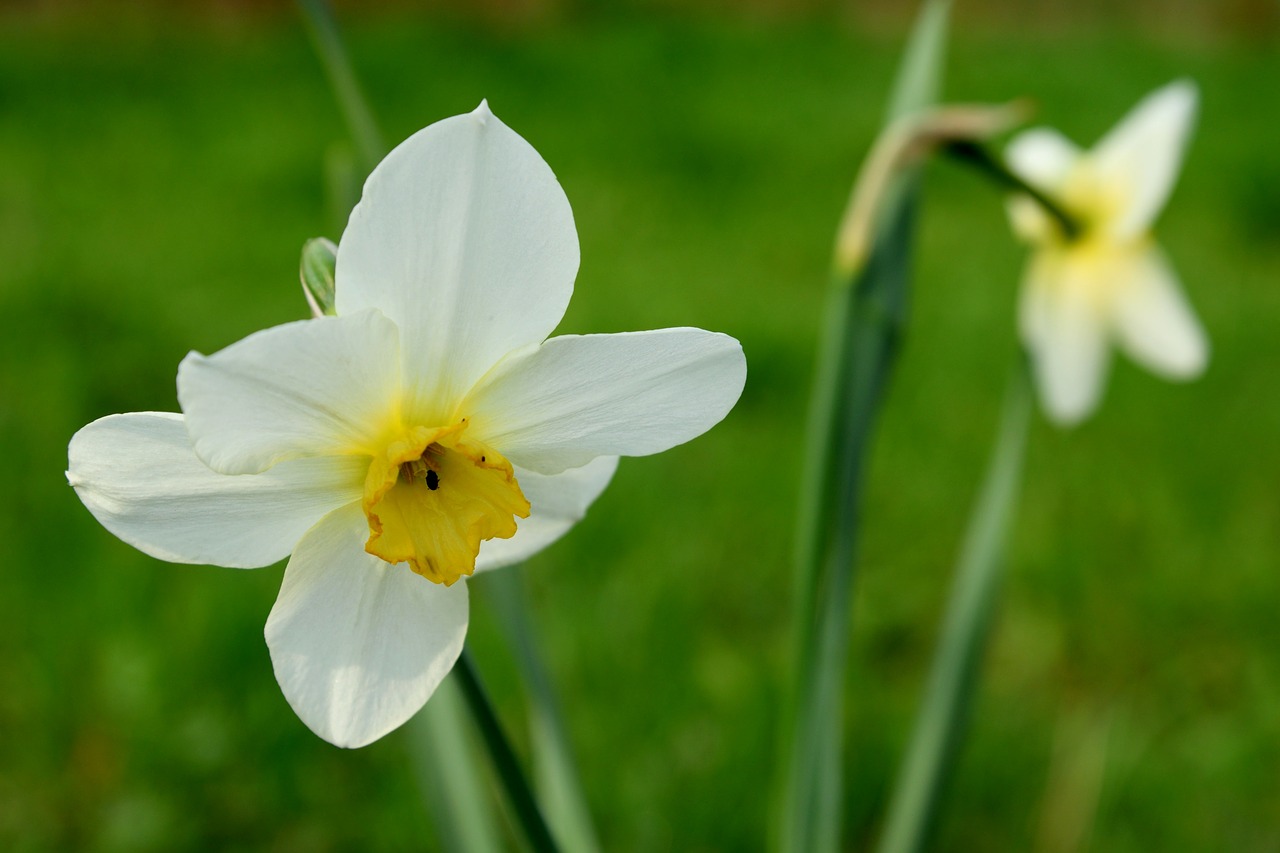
[426,469,440,491]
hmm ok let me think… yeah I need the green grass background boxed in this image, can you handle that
[1,3,1278,850]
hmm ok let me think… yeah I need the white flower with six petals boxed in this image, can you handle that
[1005,80,1208,424]
[67,102,746,747]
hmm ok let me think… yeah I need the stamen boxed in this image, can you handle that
[399,455,438,487]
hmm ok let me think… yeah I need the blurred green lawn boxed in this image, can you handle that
[1,5,1278,851]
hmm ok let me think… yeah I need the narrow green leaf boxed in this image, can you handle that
[874,364,1033,853]
[887,0,953,122]
[299,237,338,317]
[484,571,601,853]
[323,141,361,235]
[295,0,386,175]
[410,678,505,853]
[774,3,951,852]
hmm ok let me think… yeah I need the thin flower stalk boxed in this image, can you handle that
[874,364,1032,853]
[454,650,562,853]
[410,675,504,852]
[296,0,385,174]
[485,570,601,853]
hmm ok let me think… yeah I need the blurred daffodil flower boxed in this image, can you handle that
[67,102,746,748]
[1006,80,1208,424]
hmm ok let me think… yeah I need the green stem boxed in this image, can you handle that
[485,571,600,852]
[454,648,561,853]
[410,678,504,852]
[943,140,1082,241]
[296,0,386,175]
[874,362,1033,853]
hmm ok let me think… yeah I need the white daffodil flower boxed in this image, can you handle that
[67,102,746,748]
[1005,80,1208,424]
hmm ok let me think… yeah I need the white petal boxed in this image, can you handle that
[1111,248,1208,379]
[335,102,579,426]
[475,456,619,572]
[1092,80,1197,239]
[178,310,401,475]
[68,412,365,568]
[1005,129,1082,242]
[1006,127,1081,191]
[462,328,746,474]
[266,503,468,748]
[1019,252,1112,426]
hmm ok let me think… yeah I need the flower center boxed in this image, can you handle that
[361,420,530,586]
[1057,161,1129,244]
